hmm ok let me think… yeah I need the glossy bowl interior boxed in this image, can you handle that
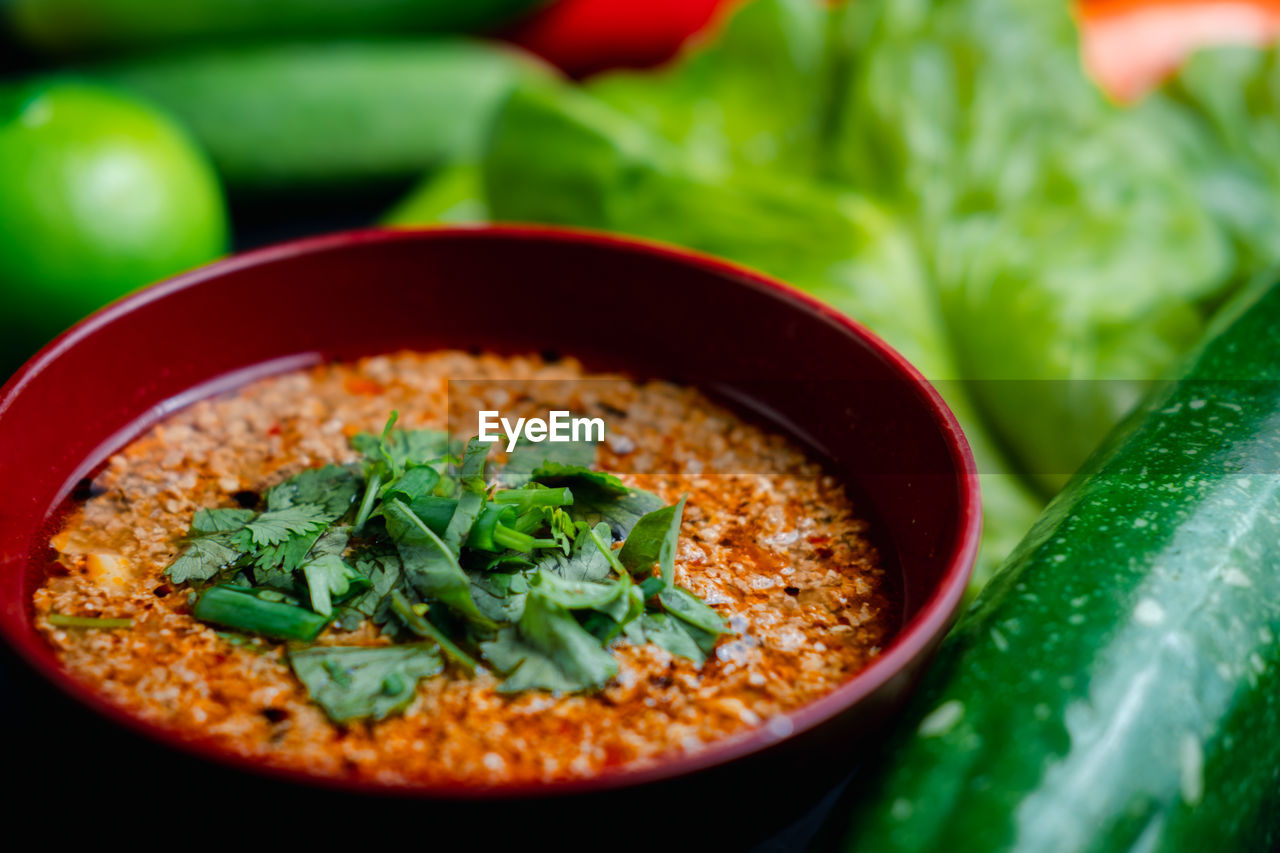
[0,226,979,800]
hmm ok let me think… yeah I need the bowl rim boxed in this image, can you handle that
[0,224,981,798]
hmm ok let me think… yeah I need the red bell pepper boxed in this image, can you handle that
[505,0,740,77]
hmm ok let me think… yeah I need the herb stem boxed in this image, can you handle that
[390,591,478,674]
[353,470,382,532]
[492,524,535,553]
[586,525,625,572]
[492,487,573,508]
[303,563,333,617]
[47,613,133,630]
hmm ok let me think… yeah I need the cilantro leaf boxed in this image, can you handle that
[251,524,325,578]
[168,419,729,719]
[265,465,361,519]
[538,566,640,645]
[481,590,618,694]
[636,612,714,665]
[456,436,490,493]
[352,427,449,472]
[585,577,645,644]
[444,490,485,553]
[310,526,350,559]
[189,508,255,535]
[247,511,347,586]
[381,466,441,505]
[167,535,242,583]
[528,567,626,611]
[166,507,258,583]
[289,644,443,723]
[569,487,665,540]
[400,495,457,536]
[596,571,641,630]
[301,553,368,617]
[618,495,687,589]
[530,461,629,497]
[337,554,403,629]
[251,560,303,593]
[659,586,730,637]
[384,499,495,628]
[535,521,614,583]
[467,567,532,623]
[237,504,328,548]
[388,591,479,673]
[499,437,596,487]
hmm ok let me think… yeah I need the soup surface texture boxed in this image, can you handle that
[36,351,893,786]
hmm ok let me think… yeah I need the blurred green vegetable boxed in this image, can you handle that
[484,79,1048,592]
[485,80,947,374]
[91,39,552,192]
[827,0,1237,494]
[384,0,1280,593]
[7,0,546,54]
[385,161,489,225]
[390,0,1045,587]
[1160,46,1280,273]
[0,79,227,367]
[586,0,833,178]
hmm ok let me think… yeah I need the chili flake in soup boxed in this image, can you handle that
[34,351,894,786]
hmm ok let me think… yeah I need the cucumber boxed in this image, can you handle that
[8,0,544,54]
[89,40,551,192]
[827,276,1280,851]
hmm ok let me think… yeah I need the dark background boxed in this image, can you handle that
[0,640,852,846]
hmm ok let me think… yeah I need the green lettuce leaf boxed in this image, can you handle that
[1159,45,1280,273]
[829,0,1236,491]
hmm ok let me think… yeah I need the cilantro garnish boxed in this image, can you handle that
[167,536,243,584]
[238,504,328,548]
[189,507,256,535]
[289,644,443,722]
[161,412,731,723]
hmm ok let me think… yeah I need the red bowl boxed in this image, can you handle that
[0,227,978,812]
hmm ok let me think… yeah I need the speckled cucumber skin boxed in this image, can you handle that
[831,277,1280,852]
[90,40,549,192]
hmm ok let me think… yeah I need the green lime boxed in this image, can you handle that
[0,80,229,368]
